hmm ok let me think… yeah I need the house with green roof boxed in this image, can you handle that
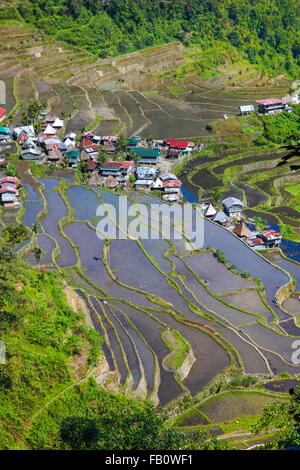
[0,127,12,142]
[132,147,160,165]
[65,150,80,168]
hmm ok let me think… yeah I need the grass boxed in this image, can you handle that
[161,328,190,371]
[197,391,288,425]
[0,252,102,449]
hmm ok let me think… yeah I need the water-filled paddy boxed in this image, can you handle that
[263,379,300,393]
[183,252,255,295]
[241,323,300,363]
[39,178,77,267]
[197,392,287,423]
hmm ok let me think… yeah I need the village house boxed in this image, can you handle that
[103,140,117,156]
[234,220,252,237]
[213,209,229,225]
[153,172,182,200]
[103,174,119,189]
[136,167,158,180]
[203,203,217,218]
[0,126,12,143]
[52,117,64,129]
[239,105,255,116]
[165,139,190,155]
[166,148,181,159]
[101,136,118,145]
[47,148,62,164]
[0,107,7,122]
[127,137,141,149]
[45,112,57,125]
[259,229,282,248]
[21,147,43,161]
[222,197,244,219]
[80,144,100,160]
[14,125,35,140]
[65,150,80,168]
[89,173,105,187]
[243,234,266,250]
[132,147,160,165]
[44,124,57,136]
[256,98,291,115]
[0,176,20,207]
[42,137,62,154]
[134,179,153,190]
[0,156,7,168]
[100,161,134,186]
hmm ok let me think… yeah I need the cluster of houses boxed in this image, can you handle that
[0,109,199,206]
[200,196,281,250]
[0,176,21,207]
[234,221,282,250]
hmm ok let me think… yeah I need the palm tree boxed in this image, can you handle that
[32,246,44,266]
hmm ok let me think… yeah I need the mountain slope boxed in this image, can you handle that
[1,0,299,78]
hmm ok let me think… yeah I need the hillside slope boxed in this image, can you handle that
[0,240,103,448]
[1,0,299,78]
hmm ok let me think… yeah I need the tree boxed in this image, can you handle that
[2,224,29,248]
[32,246,44,266]
[60,417,101,450]
[211,187,222,202]
[251,386,300,449]
[98,148,106,165]
[59,400,230,450]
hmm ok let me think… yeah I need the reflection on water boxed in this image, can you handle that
[182,184,300,262]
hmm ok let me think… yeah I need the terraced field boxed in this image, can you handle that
[0,22,291,139]
[180,148,300,261]
[2,163,296,415]
[0,20,299,438]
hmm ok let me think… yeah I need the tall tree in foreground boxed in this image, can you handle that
[251,386,300,449]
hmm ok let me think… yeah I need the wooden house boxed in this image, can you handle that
[131,147,160,165]
[0,107,7,122]
[222,197,244,219]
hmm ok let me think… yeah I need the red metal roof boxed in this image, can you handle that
[103,161,133,169]
[163,180,182,188]
[0,176,19,185]
[0,107,6,119]
[17,132,29,144]
[80,137,93,147]
[0,185,17,194]
[256,98,283,106]
[165,139,188,149]
[261,229,281,240]
[83,144,100,153]
[45,144,61,151]
[87,159,98,171]
[243,236,265,246]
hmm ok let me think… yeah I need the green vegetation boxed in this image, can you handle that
[0,239,102,448]
[14,0,300,78]
[161,328,190,371]
[28,380,230,450]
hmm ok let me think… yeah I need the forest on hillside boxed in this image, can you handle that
[4,0,299,78]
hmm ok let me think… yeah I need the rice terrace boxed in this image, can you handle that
[0,0,299,451]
